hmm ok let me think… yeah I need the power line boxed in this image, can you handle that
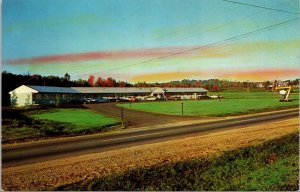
[154,2,239,41]
[109,17,297,71]
[108,17,298,72]
[273,0,298,11]
[220,0,299,15]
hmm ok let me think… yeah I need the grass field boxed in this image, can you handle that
[30,109,119,132]
[58,132,299,191]
[220,90,299,99]
[119,92,299,116]
[2,108,120,143]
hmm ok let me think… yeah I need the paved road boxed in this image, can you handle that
[84,103,203,128]
[2,109,299,168]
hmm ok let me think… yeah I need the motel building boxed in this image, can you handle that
[9,85,208,107]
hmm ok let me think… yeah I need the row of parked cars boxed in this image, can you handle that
[197,95,223,100]
[82,95,223,103]
[83,96,159,103]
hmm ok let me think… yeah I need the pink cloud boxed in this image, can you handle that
[7,47,197,64]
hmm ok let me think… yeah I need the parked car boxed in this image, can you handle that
[145,96,157,101]
[120,96,137,102]
[197,95,210,100]
[83,98,97,103]
[181,95,191,100]
[95,97,109,103]
[156,97,167,101]
[136,96,146,101]
[104,97,122,102]
[119,97,131,102]
[210,95,224,99]
[167,96,181,100]
[83,97,108,103]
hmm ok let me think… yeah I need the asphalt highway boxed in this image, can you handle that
[2,109,299,168]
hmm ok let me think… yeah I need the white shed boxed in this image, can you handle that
[9,85,38,106]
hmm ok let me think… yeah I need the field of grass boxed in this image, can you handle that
[2,108,120,143]
[30,109,119,132]
[119,92,299,116]
[58,132,299,191]
[219,90,299,99]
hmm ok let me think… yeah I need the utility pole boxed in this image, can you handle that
[120,108,124,127]
[181,102,184,115]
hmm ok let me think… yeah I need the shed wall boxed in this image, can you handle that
[12,93,33,106]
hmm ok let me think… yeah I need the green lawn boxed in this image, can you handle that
[220,91,298,99]
[2,108,120,143]
[119,92,299,116]
[57,132,299,191]
[31,109,119,131]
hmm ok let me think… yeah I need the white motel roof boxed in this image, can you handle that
[72,87,156,94]
[71,87,208,93]
[11,85,208,94]
[163,88,208,93]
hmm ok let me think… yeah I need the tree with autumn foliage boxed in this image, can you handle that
[95,77,105,87]
[118,81,126,87]
[213,85,219,92]
[106,77,116,87]
[193,81,202,87]
[95,77,117,87]
[88,75,95,86]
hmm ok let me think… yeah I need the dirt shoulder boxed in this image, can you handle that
[2,117,298,191]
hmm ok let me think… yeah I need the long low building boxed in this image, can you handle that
[9,85,208,106]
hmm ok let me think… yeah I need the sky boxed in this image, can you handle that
[2,0,300,82]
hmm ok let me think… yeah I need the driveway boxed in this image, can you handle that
[84,103,203,128]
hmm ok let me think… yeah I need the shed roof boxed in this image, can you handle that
[9,85,38,94]
[28,85,80,94]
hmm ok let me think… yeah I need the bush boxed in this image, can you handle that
[36,120,71,136]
